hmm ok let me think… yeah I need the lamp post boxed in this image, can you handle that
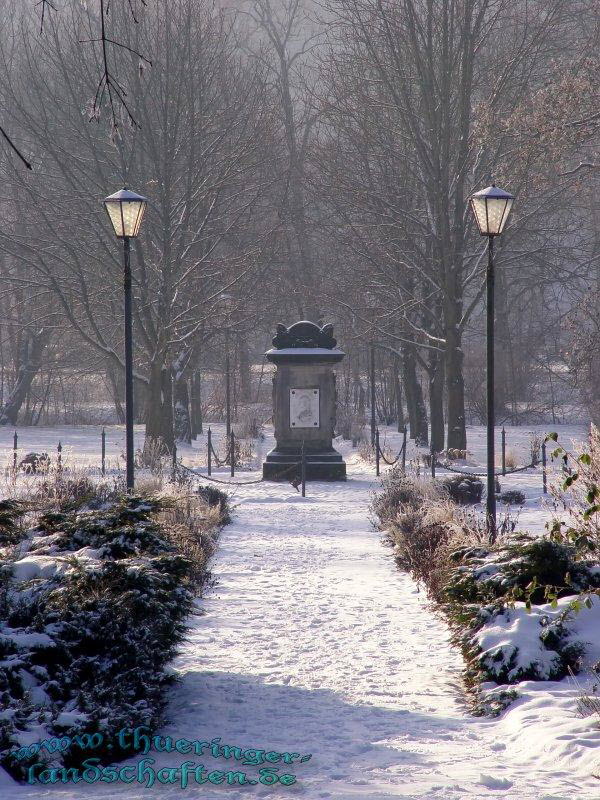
[469,184,514,540]
[103,188,148,491]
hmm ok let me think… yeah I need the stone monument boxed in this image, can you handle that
[262,321,346,481]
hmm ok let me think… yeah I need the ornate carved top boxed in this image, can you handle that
[272,321,337,350]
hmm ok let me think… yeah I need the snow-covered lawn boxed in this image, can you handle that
[1,423,599,798]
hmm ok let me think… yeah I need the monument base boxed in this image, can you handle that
[262,448,346,481]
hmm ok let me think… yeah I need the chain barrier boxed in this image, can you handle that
[375,427,408,476]
[378,439,407,466]
[175,458,301,487]
[433,459,538,477]
[209,440,229,468]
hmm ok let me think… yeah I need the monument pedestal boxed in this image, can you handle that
[262,322,346,482]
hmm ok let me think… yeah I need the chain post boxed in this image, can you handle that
[207,428,212,475]
[402,426,407,472]
[301,439,306,497]
[57,441,62,474]
[230,431,235,477]
[101,428,106,476]
[501,426,506,476]
[375,428,380,477]
[542,439,547,495]
[13,431,17,474]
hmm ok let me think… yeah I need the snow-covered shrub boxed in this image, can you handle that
[18,453,50,475]
[462,603,586,686]
[0,487,227,781]
[392,502,477,598]
[375,466,600,704]
[442,474,484,505]
[441,533,600,691]
[373,470,484,598]
[371,467,435,523]
[500,489,526,506]
[445,534,600,608]
[197,484,230,523]
[467,604,584,685]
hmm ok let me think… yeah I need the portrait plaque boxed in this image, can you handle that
[290,388,319,428]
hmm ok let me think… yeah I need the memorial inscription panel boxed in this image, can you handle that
[289,388,319,428]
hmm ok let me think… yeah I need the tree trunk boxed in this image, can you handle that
[495,263,513,421]
[238,335,251,403]
[393,355,405,432]
[445,321,467,449]
[106,364,126,424]
[173,371,192,444]
[0,329,47,426]
[403,345,428,445]
[429,350,445,453]
[145,361,174,452]
[190,371,203,437]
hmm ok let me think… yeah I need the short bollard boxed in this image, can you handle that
[230,431,235,478]
[57,441,62,473]
[101,428,106,476]
[501,427,506,476]
[542,439,547,495]
[301,440,306,498]
[375,428,380,477]
[13,431,18,474]
[207,428,212,476]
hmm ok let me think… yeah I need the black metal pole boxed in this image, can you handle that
[486,235,496,540]
[402,426,407,472]
[13,431,17,474]
[301,439,306,497]
[207,427,212,475]
[123,236,135,491]
[375,428,380,477]
[101,427,106,476]
[370,342,376,446]
[542,439,547,495]
[230,430,235,478]
[501,426,506,476]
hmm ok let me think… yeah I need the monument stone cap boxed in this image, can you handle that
[265,321,345,365]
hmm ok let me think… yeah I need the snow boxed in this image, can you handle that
[476,606,564,681]
[265,347,345,355]
[474,599,600,682]
[1,422,599,798]
[9,556,71,582]
[0,629,54,649]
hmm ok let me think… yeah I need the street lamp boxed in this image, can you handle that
[103,188,148,490]
[469,184,514,540]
